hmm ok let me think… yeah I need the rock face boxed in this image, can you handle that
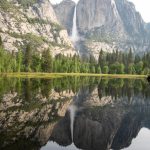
[77,0,124,36]
[53,0,76,35]
[146,23,150,33]
[54,0,150,56]
[0,0,76,56]
[115,0,145,36]
[77,0,150,54]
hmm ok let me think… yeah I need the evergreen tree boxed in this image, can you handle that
[0,47,4,72]
[42,49,53,72]
[96,66,101,74]
[98,49,105,67]
[16,50,23,72]
[73,54,78,73]
[115,49,119,62]
[0,36,3,47]
[128,64,136,74]
[89,54,96,64]
[118,63,125,74]
[128,48,134,64]
[90,65,96,73]
[32,54,42,72]
[135,61,143,74]
[103,66,109,74]
[143,67,150,75]
[24,43,32,72]
[134,55,141,64]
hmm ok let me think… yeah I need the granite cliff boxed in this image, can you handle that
[54,0,150,57]
[53,0,76,35]
[0,0,76,56]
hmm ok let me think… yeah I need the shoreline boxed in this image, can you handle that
[0,72,147,79]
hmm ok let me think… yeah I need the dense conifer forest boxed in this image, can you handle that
[0,36,150,74]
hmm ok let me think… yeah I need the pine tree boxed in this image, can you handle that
[0,36,3,47]
[16,50,23,72]
[103,66,109,74]
[89,54,96,64]
[134,54,141,64]
[98,49,105,67]
[0,47,4,72]
[128,64,136,74]
[96,66,101,74]
[73,54,78,73]
[135,61,143,74]
[24,43,32,72]
[128,48,134,64]
[115,49,119,62]
[42,49,53,72]
[32,54,42,72]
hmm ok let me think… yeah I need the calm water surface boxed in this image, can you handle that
[0,77,150,150]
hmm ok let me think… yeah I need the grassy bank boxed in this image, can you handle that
[0,72,147,79]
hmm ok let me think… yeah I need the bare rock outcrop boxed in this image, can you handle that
[53,0,76,35]
[0,0,76,56]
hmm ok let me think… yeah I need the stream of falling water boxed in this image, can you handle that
[71,6,79,43]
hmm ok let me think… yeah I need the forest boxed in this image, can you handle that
[0,36,150,74]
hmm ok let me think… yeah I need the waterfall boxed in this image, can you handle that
[71,6,79,43]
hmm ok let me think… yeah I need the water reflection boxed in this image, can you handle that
[42,142,78,150]
[123,128,150,150]
[0,77,150,150]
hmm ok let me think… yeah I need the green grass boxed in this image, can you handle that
[0,72,147,79]
[0,72,62,79]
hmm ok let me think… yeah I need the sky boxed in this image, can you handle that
[129,0,150,22]
[50,0,79,4]
[50,0,150,22]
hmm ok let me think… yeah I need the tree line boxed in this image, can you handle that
[98,49,150,74]
[0,37,150,74]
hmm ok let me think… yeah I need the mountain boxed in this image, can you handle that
[0,0,76,56]
[53,0,76,35]
[146,23,150,33]
[1,0,149,58]
[54,0,150,57]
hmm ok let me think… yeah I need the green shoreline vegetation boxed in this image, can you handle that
[0,73,147,79]
[0,76,148,102]
[0,35,150,77]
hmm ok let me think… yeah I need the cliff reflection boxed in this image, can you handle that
[49,78,150,150]
[50,104,150,150]
[0,77,150,150]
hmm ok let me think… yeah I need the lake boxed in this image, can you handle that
[0,77,150,150]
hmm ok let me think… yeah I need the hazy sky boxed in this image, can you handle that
[129,0,150,22]
[50,0,150,22]
[50,0,79,4]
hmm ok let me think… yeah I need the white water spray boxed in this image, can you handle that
[71,6,79,43]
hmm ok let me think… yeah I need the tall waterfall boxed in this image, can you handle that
[71,6,79,43]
